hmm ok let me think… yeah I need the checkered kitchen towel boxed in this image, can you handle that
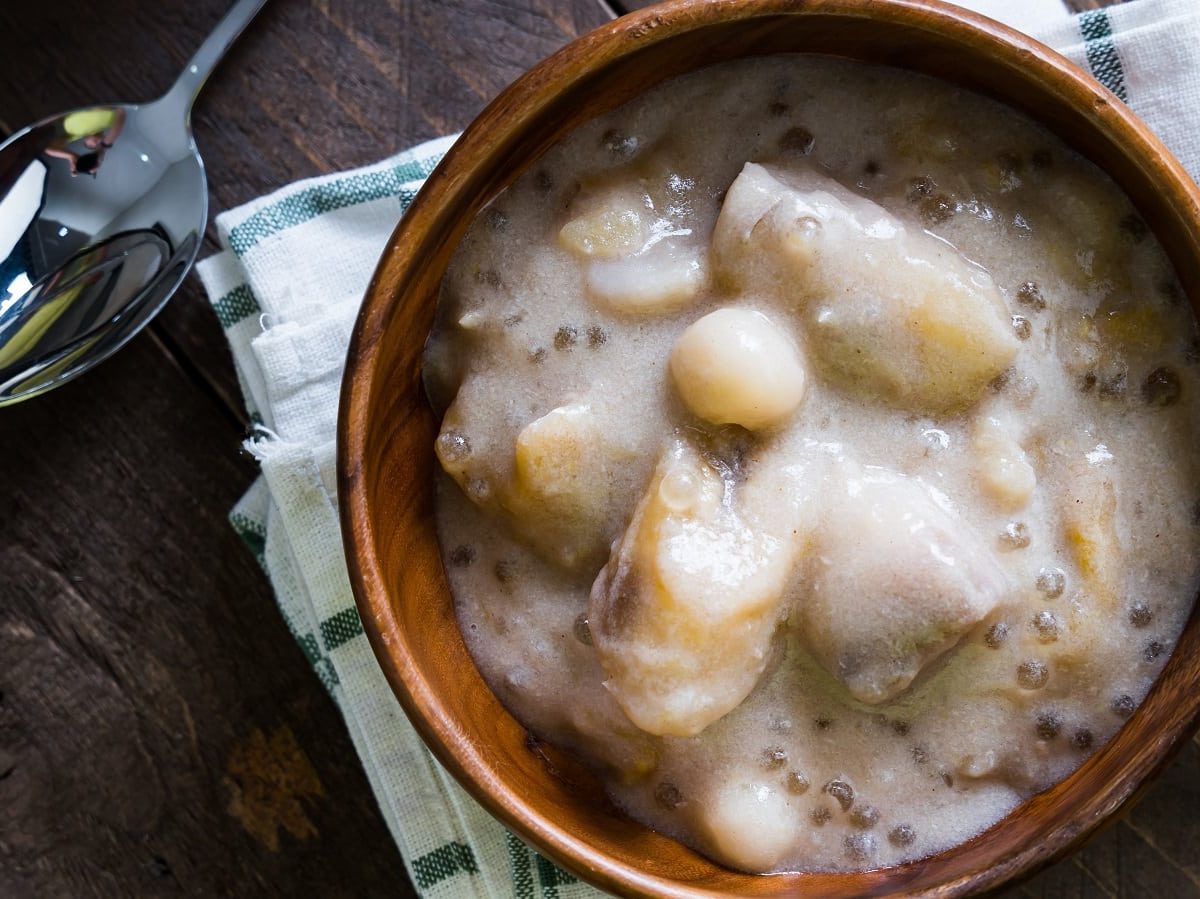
[196,1,1200,895]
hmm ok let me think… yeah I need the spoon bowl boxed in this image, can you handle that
[0,0,265,405]
[0,101,206,401]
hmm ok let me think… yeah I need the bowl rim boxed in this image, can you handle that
[339,1,1200,895]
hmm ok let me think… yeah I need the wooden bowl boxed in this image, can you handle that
[339,1,1200,895]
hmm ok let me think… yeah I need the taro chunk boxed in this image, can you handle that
[796,463,1011,704]
[973,416,1037,511]
[558,187,647,258]
[506,402,638,571]
[561,181,707,314]
[588,439,800,737]
[711,163,1017,411]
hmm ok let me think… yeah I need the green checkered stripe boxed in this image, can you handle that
[228,506,341,693]
[214,148,451,685]
[212,150,446,333]
[400,835,579,894]
[212,147,453,693]
[506,833,579,898]
[229,509,266,571]
[212,283,260,328]
[1079,8,1128,102]
[231,492,583,894]
[227,155,438,257]
[213,137,597,897]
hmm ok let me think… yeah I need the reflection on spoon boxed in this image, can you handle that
[0,0,266,405]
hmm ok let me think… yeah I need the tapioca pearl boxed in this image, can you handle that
[906,175,936,201]
[436,430,471,463]
[1119,213,1149,243]
[985,621,1011,649]
[1036,567,1066,598]
[849,804,880,829]
[843,833,878,862]
[823,778,854,812]
[760,747,789,771]
[1035,711,1062,741]
[786,772,810,795]
[1032,610,1061,643]
[493,558,519,593]
[1111,693,1137,718]
[1016,280,1047,311]
[448,545,477,568]
[1143,366,1182,407]
[1071,728,1095,751]
[586,325,608,348]
[466,478,492,503]
[601,129,639,159]
[919,193,956,226]
[573,613,593,646]
[1129,602,1154,628]
[999,521,1031,551]
[779,126,815,156]
[486,207,510,232]
[1017,659,1049,690]
[1011,374,1039,405]
[654,781,685,810]
[553,325,578,350]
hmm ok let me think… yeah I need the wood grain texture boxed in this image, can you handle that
[341,1,1200,897]
[0,334,406,898]
[0,0,613,896]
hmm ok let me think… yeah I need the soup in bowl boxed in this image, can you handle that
[339,1,1200,895]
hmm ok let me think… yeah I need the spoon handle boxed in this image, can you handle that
[158,0,268,122]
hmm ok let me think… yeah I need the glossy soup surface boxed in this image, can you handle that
[423,55,1200,873]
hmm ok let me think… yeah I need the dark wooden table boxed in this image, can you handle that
[1,0,1196,896]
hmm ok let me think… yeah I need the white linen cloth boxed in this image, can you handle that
[196,2,1200,895]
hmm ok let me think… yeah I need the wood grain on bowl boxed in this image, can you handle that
[339,1,1200,896]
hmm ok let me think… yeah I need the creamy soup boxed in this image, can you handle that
[422,55,1200,873]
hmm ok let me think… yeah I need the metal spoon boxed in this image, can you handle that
[0,0,266,406]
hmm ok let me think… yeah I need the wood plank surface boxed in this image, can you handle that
[0,0,1196,896]
[0,1,614,896]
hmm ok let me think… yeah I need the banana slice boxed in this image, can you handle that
[973,416,1037,511]
[506,402,639,571]
[435,398,640,572]
[669,307,807,430]
[586,242,708,314]
[588,439,803,737]
[712,163,1017,411]
[559,203,646,259]
[797,462,1012,704]
[1061,450,1122,613]
[560,180,707,314]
